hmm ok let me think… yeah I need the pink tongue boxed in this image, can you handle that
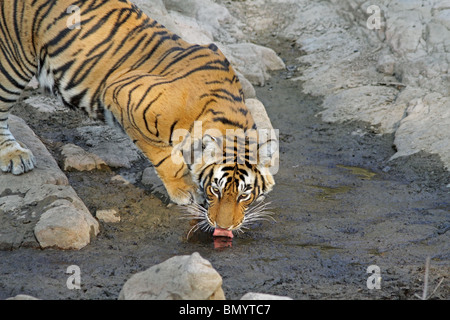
[213,228,234,238]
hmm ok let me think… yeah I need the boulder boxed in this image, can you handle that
[225,43,285,85]
[0,115,99,250]
[119,252,225,300]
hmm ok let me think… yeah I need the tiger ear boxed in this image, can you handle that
[257,139,277,195]
[201,134,222,164]
[258,139,277,167]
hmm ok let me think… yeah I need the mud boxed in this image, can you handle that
[1,40,449,300]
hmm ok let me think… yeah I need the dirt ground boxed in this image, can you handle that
[0,39,449,300]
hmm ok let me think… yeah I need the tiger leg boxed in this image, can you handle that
[0,77,36,175]
[140,144,201,205]
[102,72,200,205]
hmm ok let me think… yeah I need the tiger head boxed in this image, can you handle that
[187,132,277,237]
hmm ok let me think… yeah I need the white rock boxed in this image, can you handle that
[240,292,293,300]
[6,294,40,300]
[390,94,450,169]
[385,11,425,58]
[167,10,213,45]
[377,53,396,75]
[119,252,225,300]
[319,85,402,134]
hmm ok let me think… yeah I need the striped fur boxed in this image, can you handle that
[0,0,275,232]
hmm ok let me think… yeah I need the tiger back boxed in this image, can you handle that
[0,0,276,236]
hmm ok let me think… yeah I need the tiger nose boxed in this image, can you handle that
[215,216,233,230]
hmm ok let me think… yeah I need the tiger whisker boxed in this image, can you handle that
[179,202,211,239]
[233,200,276,233]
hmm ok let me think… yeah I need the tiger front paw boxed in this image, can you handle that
[164,179,201,206]
[0,141,36,175]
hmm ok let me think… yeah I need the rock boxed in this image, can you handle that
[74,125,142,169]
[24,95,67,113]
[245,98,279,173]
[3,115,68,189]
[163,0,245,44]
[385,11,426,59]
[245,98,275,132]
[32,185,99,250]
[390,93,450,169]
[319,85,402,134]
[257,0,450,169]
[167,10,214,45]
[6,294,40,300]
[376,52,396,75]
[235,71,256,99]
[119,252,225,300]
[96,209,121,223]
[240,292,293,300]
[132,0,167,17]
[225,43,285,85]
[61,143,108,172]
[0,115,99,250]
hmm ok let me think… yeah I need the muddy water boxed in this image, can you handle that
[1,44,449,300]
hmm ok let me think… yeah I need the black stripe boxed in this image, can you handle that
[157,45,204,75]
[65,43,113,91]
[143,92,163,135]
[213,117,245,129]
[169,120,179,143]
[153,155,170,168]
[148,46,185,74]
[48,29,81,58]
[69,89,88,108]
[195,99,216,121]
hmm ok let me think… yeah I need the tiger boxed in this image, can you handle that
[0,0,276,237]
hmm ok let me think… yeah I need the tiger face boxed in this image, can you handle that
[187,134,276,236]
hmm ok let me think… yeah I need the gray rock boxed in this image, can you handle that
[74,125,142,169]
[119,252,225,300]
[376,52,396,75]
[2,115,68,190]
